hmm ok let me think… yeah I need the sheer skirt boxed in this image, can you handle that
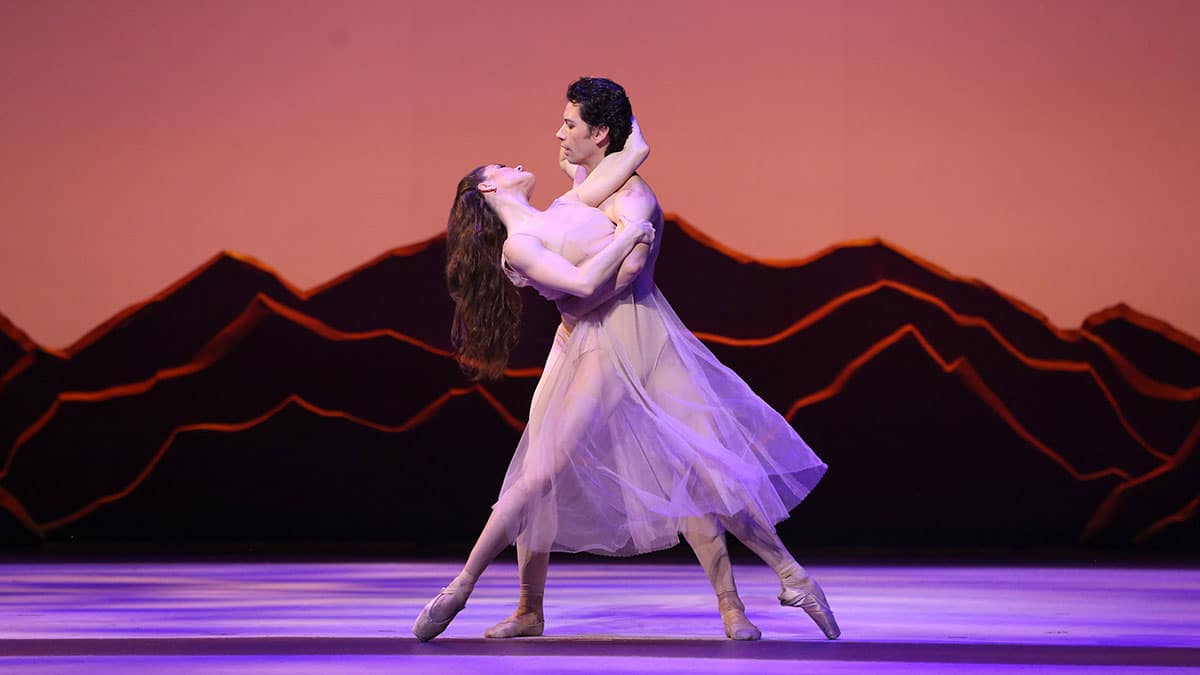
[494,284,827,556]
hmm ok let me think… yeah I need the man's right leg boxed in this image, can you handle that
[680,515,761,640]
[718,509,840,639]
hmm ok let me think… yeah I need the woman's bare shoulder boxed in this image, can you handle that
[502,231,544,261]
[552,189,587,206]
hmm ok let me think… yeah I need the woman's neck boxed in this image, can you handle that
[486,191,540,235]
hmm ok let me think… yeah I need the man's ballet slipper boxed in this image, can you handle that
[718,592,762,641]
[484,612,545,638]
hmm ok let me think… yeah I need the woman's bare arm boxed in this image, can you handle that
[502,220,654,298]
[557,188,656,321]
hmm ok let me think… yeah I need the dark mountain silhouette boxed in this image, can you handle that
[0,248,558,475]
[782,330,1123,544]
[1083,304,1200,390]
[660,224,1076,352]
[0,216,1196,548]
[702,283,1193,479]
[280,238,563,367]
[1083,419,1200,546]
[0,252,307,472]
[657,225,1194,428]
[55,393,521,548]
[0,294,490,527]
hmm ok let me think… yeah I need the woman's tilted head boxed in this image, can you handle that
[476,164,537,200]
[444,166,523,380]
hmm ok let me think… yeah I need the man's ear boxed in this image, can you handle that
[477,181,497,193]
[591,124,610,145]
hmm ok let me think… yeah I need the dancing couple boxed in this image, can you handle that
[414,77,839,642]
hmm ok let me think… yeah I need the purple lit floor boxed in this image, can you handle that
[1,561,1197,673]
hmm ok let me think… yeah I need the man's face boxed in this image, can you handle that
[556,102,601,167]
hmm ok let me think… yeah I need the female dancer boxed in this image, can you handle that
[414,120,837,642]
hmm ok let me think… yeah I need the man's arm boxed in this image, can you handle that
[565,117,649,207]
[557,187,655,321]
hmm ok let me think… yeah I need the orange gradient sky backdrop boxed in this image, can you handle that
[2,0,1198,348]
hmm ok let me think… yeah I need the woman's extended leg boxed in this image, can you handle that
[412,482,536,641]
[415,327,610,641]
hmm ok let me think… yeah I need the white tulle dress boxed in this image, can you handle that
[495,205,827,557]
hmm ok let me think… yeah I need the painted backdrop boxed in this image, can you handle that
[2,0,1198,349]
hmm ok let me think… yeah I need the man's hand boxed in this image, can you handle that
[626,115,647,154]
[618,217,655,246]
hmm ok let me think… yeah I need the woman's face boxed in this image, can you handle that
[481,164,536,198]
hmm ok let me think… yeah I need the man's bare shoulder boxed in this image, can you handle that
[620,174,657,201]
[601,175,660,219]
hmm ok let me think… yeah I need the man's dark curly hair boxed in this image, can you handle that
[566,77,632,156]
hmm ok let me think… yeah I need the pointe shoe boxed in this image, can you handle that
[778,575,840,639]
[484,612,545,638]
[412,579,474,642]
[718,594,761,641]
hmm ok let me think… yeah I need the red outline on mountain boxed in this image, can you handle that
[0,485,39,537]
[0,313,35,353]
[2,236,445,371]
[672,218,1077,338]
[1083,418,1200,543]
[34,388,510,534]
[701,279,1191,463]
[1138,496,1199,544]
[699,280,1197,401]
[0,313,37,387]
[1,293,533,482]
[1085,303,1200,358]
[784,324,1135,483]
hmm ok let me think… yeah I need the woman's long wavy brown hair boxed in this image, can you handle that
[445,166,522,380]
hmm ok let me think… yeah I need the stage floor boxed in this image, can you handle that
[0,560,1197,673]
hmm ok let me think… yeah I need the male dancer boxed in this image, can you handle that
[485,77,837,642]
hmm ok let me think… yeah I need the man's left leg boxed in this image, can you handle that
[485,545,549,638]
